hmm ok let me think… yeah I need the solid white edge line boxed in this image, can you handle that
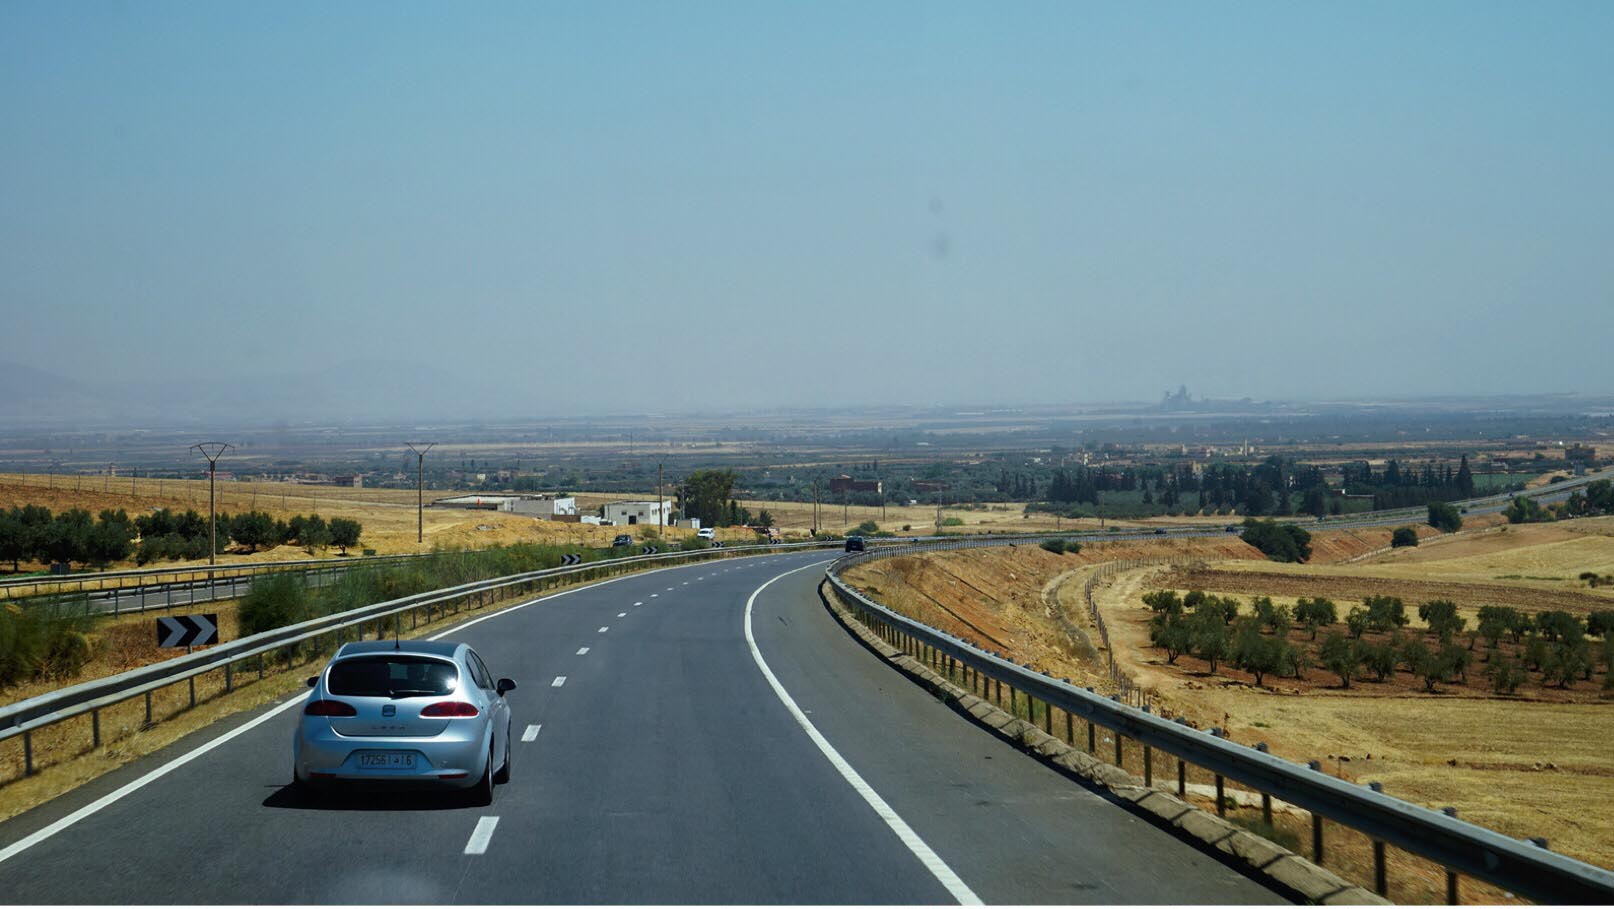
[464,816,500,855]
[744,562,983,906]
[0,551,811,867]
[0,694,305,867]
[521,724,541,742]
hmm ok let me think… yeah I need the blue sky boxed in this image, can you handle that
[3,2,1611,415]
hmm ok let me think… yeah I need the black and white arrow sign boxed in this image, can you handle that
[156,614,219,648]
[640,545,658,555]
[560,553,581,566]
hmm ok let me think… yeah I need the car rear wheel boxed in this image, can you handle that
[493,725,512,784]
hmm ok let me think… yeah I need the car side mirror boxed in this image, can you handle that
[306,676,318,688]
[496,678,517,696]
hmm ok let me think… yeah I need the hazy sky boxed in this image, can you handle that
[3,2,1611,415]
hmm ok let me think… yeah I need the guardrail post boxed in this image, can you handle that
[1178,758,1186,797]
[112,586,120,616]
[1143,744,1152,786]
[1442,807,1460,904]
[1114,731,1123,766]
[225,661,233,693]
[1215,775,1225,816]
[1368,781,1387,896]
[91,708,100,748]
[1009,686,1019,718]
[1087,720,1095,753]
[145,691,152,727]
[22,732,32,776]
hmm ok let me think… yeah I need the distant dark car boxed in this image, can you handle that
[1153,528,1168,535]
[844,536,866,552]
[612,534,633,547]
[1224,525,1238,533]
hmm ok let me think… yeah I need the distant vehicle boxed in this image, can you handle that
[844,535,866,552]
[1224,525,1238,533]
[1153,528,1168,535]
[292,641,516,805]
[612,534,633,547]
[697,528,715,540]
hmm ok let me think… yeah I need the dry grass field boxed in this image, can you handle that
[0,477,763,581]
[841,523,1614,893]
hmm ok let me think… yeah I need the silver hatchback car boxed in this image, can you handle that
[292,640,517,805]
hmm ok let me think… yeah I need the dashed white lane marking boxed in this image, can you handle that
[598,626,609,633]
[618,612,627,617]
[650,594,658,598]
[521,724,541,742]
[666,587,674,591]
[464,816,500,855]
[681,582,688,585]
[634,601,643,606]
[552,676,567,687]
[576,647,590,655]
[744,562,982,906]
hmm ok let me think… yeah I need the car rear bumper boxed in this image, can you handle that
[294,726,488,788]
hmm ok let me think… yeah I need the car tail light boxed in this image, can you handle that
[304,699,358,717]
[420,701,480,718]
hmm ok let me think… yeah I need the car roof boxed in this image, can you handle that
[336,640,462,660]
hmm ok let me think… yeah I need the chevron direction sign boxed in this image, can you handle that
[560,553,581,566]
[639,545,658,555]
[156,614,218,648]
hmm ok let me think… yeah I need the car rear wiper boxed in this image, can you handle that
[388,688,438,699]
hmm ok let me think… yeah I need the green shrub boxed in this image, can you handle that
[238,572,313,638]
[0,597,98,687]
[1040,539,1067,554]
[1390,526,1419,548]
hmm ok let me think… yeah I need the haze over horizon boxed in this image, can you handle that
[4,2,1611,419]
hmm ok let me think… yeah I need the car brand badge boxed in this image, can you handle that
[382,704,396,717]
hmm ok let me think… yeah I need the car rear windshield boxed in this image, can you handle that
[327,656,460,698]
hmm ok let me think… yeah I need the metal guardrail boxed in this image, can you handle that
[0,552,426,599]
[826,543,1614,904]
[0,539,846,776]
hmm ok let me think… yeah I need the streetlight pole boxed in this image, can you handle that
[405,442,435,545]
[191,443,233,567]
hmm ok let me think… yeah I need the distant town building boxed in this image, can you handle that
[601,499,673,526]
[1566,444,1596,463]
[828,475,882,495]
[330,475,363,488]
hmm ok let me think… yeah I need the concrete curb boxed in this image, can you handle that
[819,579,1388,906]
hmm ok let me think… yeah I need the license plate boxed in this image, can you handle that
[358,752,416,769]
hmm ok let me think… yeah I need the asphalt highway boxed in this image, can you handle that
[0,551,1279,904]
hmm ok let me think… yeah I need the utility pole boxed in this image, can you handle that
[191,443,233,566]
[657,461,664,534]
[811,478,820,536]
[843,493,849,528]
[405,442,435,545]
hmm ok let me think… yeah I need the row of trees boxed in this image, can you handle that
[1341,456,1480,509]
[0,507,140,570]
[1145,587,1614,695]
[1510,479,1614,524]
[0,505,364,572]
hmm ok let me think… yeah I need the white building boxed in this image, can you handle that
[430,494,578,519]
[601,499,674,526]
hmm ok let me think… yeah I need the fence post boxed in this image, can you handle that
[1442,807,1460,904]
